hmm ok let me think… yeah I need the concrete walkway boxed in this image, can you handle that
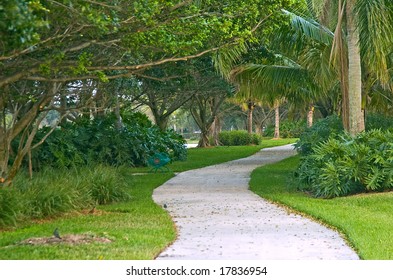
[153,145,359,260]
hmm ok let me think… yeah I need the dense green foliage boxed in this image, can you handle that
[1,0,292,85]
[294,114,393,198]
[250,156,393,259]
[295,129,393,198]
[0,0,48,50]
[30,112,186,169]
[1,0,294,182]
[264,120,307,138]
[218,130,261,146]
[294,115,344,156]
[0,166,131,227]
[295,114,393,156]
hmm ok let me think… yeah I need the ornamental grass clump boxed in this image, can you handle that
[295,129,393,198]
[0,166,131,228]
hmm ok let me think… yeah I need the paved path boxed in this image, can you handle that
[153,145,359,260]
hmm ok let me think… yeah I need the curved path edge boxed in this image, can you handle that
[153,144,359,260]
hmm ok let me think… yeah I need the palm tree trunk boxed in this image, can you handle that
[274,99,280,139]
[246,100,255,134]
[346,0,365,136]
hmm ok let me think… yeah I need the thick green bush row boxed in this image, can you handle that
[295,129,393,198]
[218,130,261,146]
[29,112,186,169]
[0,166,131,228]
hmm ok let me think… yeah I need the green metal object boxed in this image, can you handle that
[147,152,171,173]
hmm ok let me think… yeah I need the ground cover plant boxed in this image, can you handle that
[0,139,295,259]
[250,156,393,260]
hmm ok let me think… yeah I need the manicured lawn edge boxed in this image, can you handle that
[250,155,393,260]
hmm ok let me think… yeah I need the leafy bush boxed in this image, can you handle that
[32,112,186,169]
[263,120,307,138]
[295,129,393,198]
[366,113,393,130]
[295,113,393,156]
[294,115,343,156]
[218,130,261,146]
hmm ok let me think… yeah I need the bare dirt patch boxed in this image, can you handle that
[19,234,112,246]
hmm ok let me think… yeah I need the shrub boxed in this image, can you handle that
[295,129,393,198]
[366,113,393,130]
[295,113,393,156]
[31,112,186,169]
[218,130,261,146]
[251,133,261,145]
[294,115,343,156]
[0,166,132,228]
[263,120,307,138]
[83,165,131,205]
[0,188,22,227]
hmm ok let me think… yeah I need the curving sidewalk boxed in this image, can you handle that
[153,145,359,260]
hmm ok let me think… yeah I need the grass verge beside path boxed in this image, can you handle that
[0,138,296,260]
[250,156,393,260]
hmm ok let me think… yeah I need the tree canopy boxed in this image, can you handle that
[1,0,293,86]
[1,0,296,183]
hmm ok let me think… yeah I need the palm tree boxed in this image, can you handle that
[215,1,393,136]
[298,0,393,135]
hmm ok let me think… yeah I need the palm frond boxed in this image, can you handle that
[230,63,316,102]
[282,9,334,46]
[212,42,249,79]
[355,0,393,85]
[300,43,338,91]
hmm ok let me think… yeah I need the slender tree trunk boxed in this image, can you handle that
[209,116,221,146]
[246,100,254,134]
[150,106,169,131]
[1,83,59,185]
[346,0,364,136]
[337,0,350,131]
[307,104,314,128]
[114,93,123,130]
[274,99,280,139]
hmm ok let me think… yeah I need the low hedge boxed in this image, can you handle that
[218,130,261,146]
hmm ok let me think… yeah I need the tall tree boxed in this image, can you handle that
[138,62,197,131]
[1,0,292,182]
[186,60,233,147]
[293,0,393,134]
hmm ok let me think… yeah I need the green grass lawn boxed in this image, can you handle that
[0,139,296,259]
[0,173,175,260]
[250,156,393,260]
